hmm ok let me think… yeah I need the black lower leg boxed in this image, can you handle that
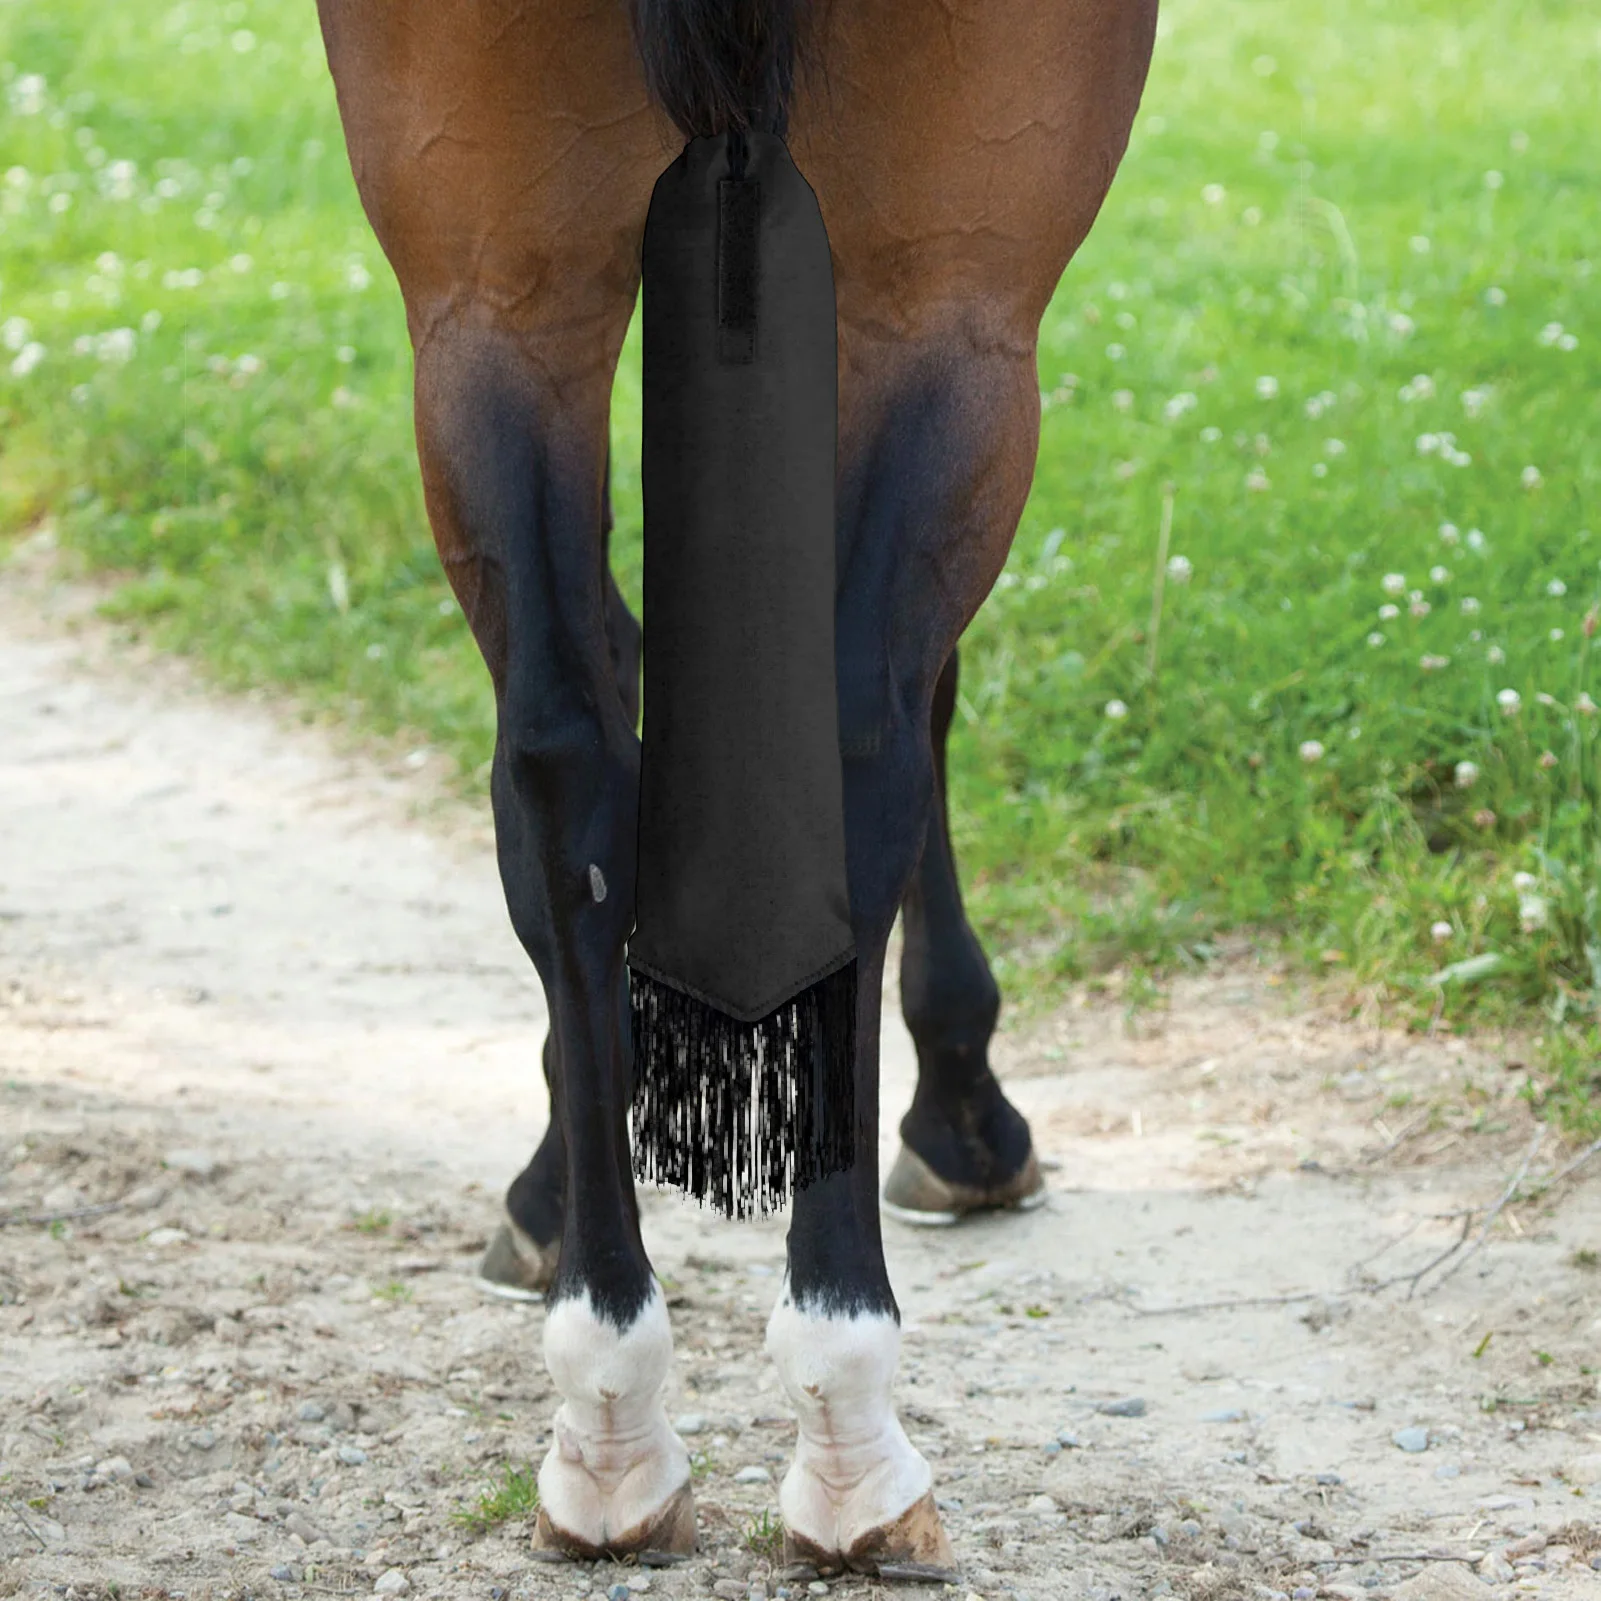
[898,653,1033,1191]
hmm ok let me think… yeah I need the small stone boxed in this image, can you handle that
[607,1586,629,1601]
[1477,1551,1515,1585]
[1314,1472,1342,1485]
[1392,1425,1430,1453]
[339,1445,369,1466]
[189,1427,218,1451]
[1294,1590,1316,1600]
[134,1472,155,1488]
[712,1583,747,1600]
[1564,1452,1601,1486]
[1202,1408,1246,1423]
[1026,1493,1056,1512]
[374,1571,410,1596]
[674,1413,707,1436]
[625,1578,651,1594]
[223,1511,264,1542]
[164,1147,219,1178]
[1097,1397,1146,1417]
[809,1587,829,1598]
[270,1565,301,1583]
[734,1464,770,1483]
[1434,1462,1461,1480]
[1056,1429,1080,1448]
[95,1455,135,1482]
[145,1226,189,1247]
[298,1400,327,1422]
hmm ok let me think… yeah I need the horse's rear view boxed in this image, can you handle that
[316,0,1156,1572]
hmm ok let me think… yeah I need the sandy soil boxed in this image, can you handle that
[2,553,1600,1601]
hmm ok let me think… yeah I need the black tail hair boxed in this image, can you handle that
[628,0,810,139]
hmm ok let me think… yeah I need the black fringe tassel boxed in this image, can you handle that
[629,957,858,1219]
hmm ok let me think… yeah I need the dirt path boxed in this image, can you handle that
[3,560,1600,1601]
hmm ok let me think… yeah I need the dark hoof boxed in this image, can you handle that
[881,1143,1046,1226]
[533,1479,696,1559]
[783,1490,956,1579]
[475,1216,559,1301]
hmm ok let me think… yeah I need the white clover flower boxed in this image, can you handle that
[1487,645,1506,665]
[1521,465,1544,489]
[1382,572,1407,596]
[1410,599,1432,618]
[1104,699,1129,721]
[1514,871,1538,894]
[1420,654,1450,671]
[1538,750,1558,770]
[231,28,257,52]
[1367,631,1386,648]
[96,327,135,363]
[1312,463,1328,479]
[8,341,45,377]
[1466,528,1487,552]
[1112,388,1134,412]
[1461,389,1489,418]
[1163,391,1197,422]
[1379,603,1399,621]
[1245,466,1270,492]
[2,316,33,352]
[1484,169,1504,191]
[345,259,372,292]
[1576,692,1598,718]
[1242,206,1263,227]
[1255,375,1279,399]
[1166,554,1193,583]
[1324,438,1346,457]
[1199,425,1221,443]
[140,309,162,334]
[1299,740,1325,763]
[1417,433,1440,455]
[1438,522,1460,545]
[1496,688,1521,715]
[1454,761,1479,788]
[1547,578,1567,597]
[234,352,262,376]
[1536,692,1556,707]
[1431,921,1453,944]
[1202,183,1226,205]
[1550,628,1565,643]
[1410,235,1431,254]
[1519,894,1548,934]
[1460,596,1481,615]
[229,253,254,274]
[1389,312,1417,338]
[1485,286,1507,307]
[1106,342,1126,361]
[1538,322,1565,347]
[1558,332,1578,352]
[10,74,47,116]
[1430,566,1450,583]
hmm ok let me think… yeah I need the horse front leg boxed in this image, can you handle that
[415,322,692,1557]
[886,644,1044,1223]
[768,331,1041,1575]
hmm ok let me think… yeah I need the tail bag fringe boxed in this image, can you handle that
[629,958,858,1219]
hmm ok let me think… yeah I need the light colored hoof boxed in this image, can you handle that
[533,1477,696,1560]
[881,1144,1046,1226]
[475,1216,559,1302]
[784,1490,956,1579]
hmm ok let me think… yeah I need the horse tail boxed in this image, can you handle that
[627,0,811,139]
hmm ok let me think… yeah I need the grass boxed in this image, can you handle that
[0,0,1597,1130]
[450,1462,539,1535]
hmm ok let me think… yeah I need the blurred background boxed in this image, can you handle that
[0,0,1596,1132]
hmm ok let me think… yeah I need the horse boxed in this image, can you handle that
[315,0,1156,1572]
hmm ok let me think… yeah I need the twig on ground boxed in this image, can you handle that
[1429,1129,1543,1291]
[1129,1130,1548,1315]
[0,1201,124,1228]
[1361,1109,1432,1166]
[1542,1134,1601,1193]
[6,1497,48,1550]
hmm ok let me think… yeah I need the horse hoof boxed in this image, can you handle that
[880,1143,1046,1226]
[533,1478,696,1561]
[783,1490,956,1579]
[475,1216,559,1301]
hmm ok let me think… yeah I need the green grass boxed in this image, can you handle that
[0,0,1597,1128]
[450,1462,539,1535]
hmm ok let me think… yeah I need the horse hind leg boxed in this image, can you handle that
[415,322,692,1556]
[479,464,640,1302]
[885,644,1044,1223]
